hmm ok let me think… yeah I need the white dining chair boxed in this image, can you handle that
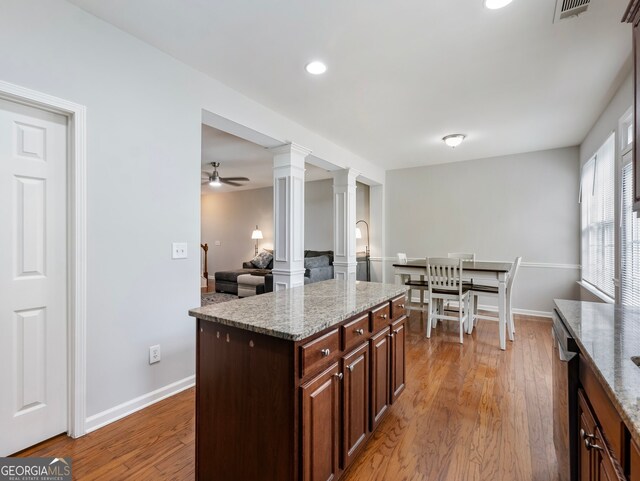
[426,257,471,344]
[396,253,429,314]
[469,257,522,342]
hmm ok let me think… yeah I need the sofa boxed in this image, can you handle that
[215,250,334,295]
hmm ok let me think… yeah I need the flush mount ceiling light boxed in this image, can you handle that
[305,61,327,75]
[442,134,466,148]
[484,0,513,9]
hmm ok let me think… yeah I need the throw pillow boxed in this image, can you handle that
[304,255,330,269]
[251,250,273,269]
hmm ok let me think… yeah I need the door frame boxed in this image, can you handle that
[0,80,87,438]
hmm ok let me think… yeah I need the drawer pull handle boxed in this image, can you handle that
[354,328,364,335]
[584,438,604,452]
[334,372,344,381]
[380,314,388,319]
[320,348,331,357]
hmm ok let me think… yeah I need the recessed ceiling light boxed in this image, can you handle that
[484,0,513,9]
[305,61,327,75]
[442,134,466,148]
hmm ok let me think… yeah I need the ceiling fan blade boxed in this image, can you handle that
[221,177,250,182]
[220,180,243,186]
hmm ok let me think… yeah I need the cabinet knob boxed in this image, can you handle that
[381,314,388,319]
[334,372,344,381]
[348,365,354,372]
[580,429,595,441]
[354,328,364,335]
[321,348,330,357]
[399,304,405,308]
[388,333,394,339]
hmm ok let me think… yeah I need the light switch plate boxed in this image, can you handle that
[172,242,188,259]
[215,240,221,246]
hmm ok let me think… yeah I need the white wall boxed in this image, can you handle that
[0,0,384,422]
[384,147,581,313]
[579,72,633,302]
[304,179,333,250]
[201,188,274,274]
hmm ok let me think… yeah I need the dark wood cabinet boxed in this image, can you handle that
[301,362,341,481]
[578,390,598,481]
[195,293,407,481]
[390,317,406,403]
[577,388,626,481]
[341,342,369,469]
[370,326,391,430]
[630,440,640,481]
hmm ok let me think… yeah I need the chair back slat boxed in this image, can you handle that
[427,257,463,292]
[397,252,408,264]
[507,256,522,290]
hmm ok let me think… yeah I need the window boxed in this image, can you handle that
[581,133,615,298]
[621,148,640,305]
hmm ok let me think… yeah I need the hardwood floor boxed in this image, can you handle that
[15,313,559,481]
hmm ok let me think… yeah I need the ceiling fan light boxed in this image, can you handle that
[442,134,466,148]
[305,61,327,75]
[484,0,513,9]
[209,174,222,187]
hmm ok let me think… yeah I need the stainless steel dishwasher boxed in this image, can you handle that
[552,309,579,481]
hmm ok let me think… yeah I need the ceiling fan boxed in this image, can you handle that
[201,162,250,187]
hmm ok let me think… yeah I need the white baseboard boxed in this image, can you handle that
[406,295,552,319]
[85,375,195,433]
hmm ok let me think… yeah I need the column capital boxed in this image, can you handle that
[269,142,312,157]
[332,167,360,185]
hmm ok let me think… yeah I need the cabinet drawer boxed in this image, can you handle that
[390,295,407,321]
[300,328,340,379]
[579,357,624,460]
[370,304,391,333]
[342,313,370,351]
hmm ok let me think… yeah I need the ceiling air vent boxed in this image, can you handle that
[554,0,591,23]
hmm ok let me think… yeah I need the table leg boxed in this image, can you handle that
[498,276,507,350]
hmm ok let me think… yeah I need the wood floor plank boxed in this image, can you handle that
[14,313,560,481]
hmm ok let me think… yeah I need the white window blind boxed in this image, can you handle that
[581,133,615,298]
[621,153,640,305]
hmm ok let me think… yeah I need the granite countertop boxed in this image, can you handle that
[554,299,640,447]
[189,279,408,341]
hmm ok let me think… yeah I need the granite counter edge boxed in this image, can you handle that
[553,300,640,449]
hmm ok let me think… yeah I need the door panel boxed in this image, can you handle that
[370,327,390,430]
[301,362,340,481]
[0,98,67,456]
[342,342,369,469]
[391,317,406,403]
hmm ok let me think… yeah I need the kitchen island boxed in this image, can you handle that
[189,280,408,481]
[554,300,640,481]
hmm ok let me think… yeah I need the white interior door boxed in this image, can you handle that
[0,98,68,455]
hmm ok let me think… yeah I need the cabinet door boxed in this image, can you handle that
[596,427,626,481]
[301,362,341,481]
[578,390,597,481]
[342,342,369,469]
[370,327,390,430]
[390,317,406,403]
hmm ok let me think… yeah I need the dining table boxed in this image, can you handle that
[392,260,513,350]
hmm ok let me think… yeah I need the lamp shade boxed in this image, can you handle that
[251,228,263,240]
[355,227,362,239]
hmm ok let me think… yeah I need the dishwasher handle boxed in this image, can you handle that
[553,325,577,363]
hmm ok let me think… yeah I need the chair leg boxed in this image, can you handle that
[507,294,515,341]
[458,297,464,344]
[426,295,433,339]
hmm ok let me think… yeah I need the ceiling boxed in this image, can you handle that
[69,0,632,169]
[201,125,331,193]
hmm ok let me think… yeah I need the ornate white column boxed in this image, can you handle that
[332,168,359,281]
[270,143,310,291]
